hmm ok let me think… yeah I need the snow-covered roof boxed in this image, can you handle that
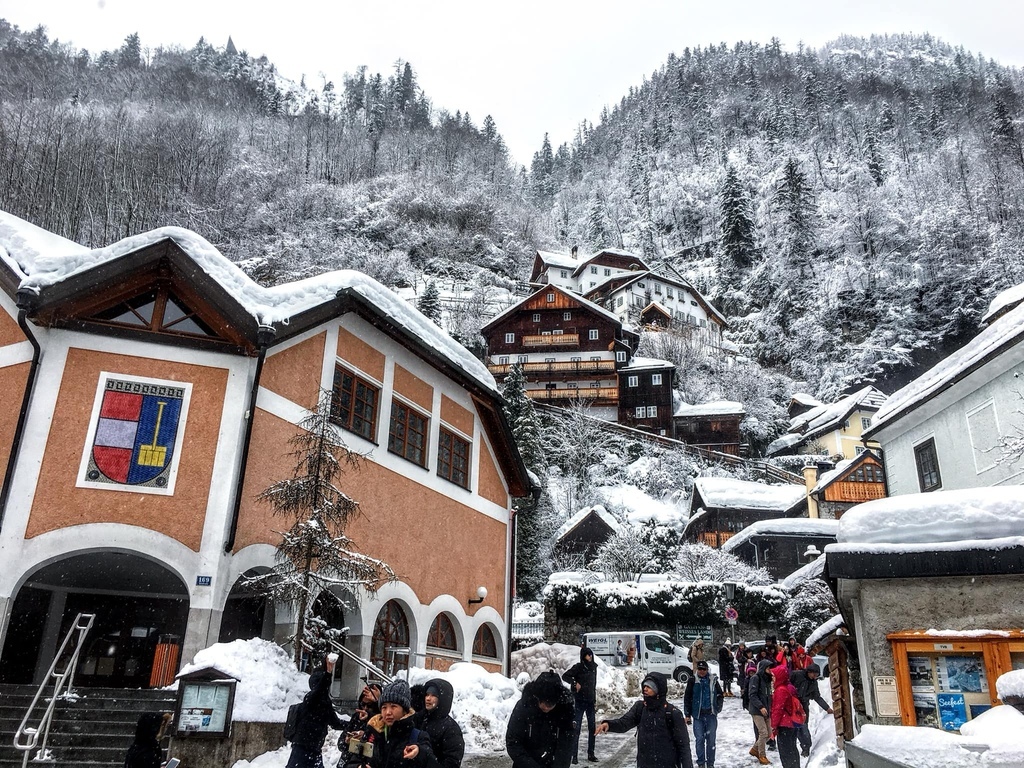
[620,355,674,371]
[982,281,1024,326]
[871,299,1024,433]
[810,452,881,495]
[791,393,823,408]
[554,504,621,542]
[804,614,845,650]
[721,518,838,553]
[0,211,498,394]
[674,400,745,418]
[481,283,622,332]
[691,477,806,513]
[642,300,671,318]
[535,249,580,271]
[767,386,887,455]
[833,486,1024,550]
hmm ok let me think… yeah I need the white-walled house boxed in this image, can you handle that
[865,284,1024,494]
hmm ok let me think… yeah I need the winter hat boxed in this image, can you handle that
[696,661,709,671]
[380,679,412,711]
[533,670,565,705]
[641,675,660,693]
[806,663,822,676]
[424,683,441,697]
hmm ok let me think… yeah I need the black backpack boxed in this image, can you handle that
[284,701,305,741]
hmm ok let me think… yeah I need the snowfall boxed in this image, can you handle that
[170,638,1024,768]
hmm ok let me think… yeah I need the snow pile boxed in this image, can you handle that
[983,281,1024,325]
[406,662,520,755]
[175,638,310,722]
[510,642,631,715]
[852,724,984,766]
[835,487,1024,549]
[996,669,1024,700]
[960,703,1024,764]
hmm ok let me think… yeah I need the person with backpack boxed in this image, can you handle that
[769,666,805,768]
[366,679,438,768]
[746,659,775,765]
[286,670,346,768]
[595,672,693,768]
[790,663,833,757]
[562,646,599,764]
[412,678,465,768]
[683,661,724,768]
[506,670,576,768]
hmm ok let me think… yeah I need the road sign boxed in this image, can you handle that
[724,605,739,624]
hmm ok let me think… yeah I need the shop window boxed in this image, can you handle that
[914,438,941,492]
[331,365,379,441]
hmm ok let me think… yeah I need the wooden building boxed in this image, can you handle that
[805,452,887,519]
[673,400,745,455]
[551,505,620,566]
[767,386,887,461]
[721,518,838,580]
[683,477,807,548]
[616,358,675,435]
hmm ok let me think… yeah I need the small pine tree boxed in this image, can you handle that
[248,390,395,668]
[502,364,542,473]
[418,280,443,325]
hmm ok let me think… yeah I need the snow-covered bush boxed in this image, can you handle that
[784,578,840,642]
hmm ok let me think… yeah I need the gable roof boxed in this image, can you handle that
[868,300,1024,435]
[480,282,622,332]
[0,210,530,494]
[767,386,887,456]
[571,248,648,278]
[554,504,621,542]
[810,451,883,495]
[584,269,728,329]
[689,477,806,515]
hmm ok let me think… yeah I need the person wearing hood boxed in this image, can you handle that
[595,672,693,768]
[562,646,599,763]
[287,670,346,768]
[123,711,172,768]
[746,659,775,765]
[790,663,832,758]
[769,666,804,768]
[688,638,706,665]
[365,679,438,768]
[506,670,576,768]
[412,678,465,768]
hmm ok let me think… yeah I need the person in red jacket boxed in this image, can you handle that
[769,666,804,768]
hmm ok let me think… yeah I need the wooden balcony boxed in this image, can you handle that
[526,386,619,402]
[488,360,617,377]
[522,333,580,347]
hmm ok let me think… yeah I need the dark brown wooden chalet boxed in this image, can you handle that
[640,302,672,328]
[683,477,807,548]
[673,401,745,455]
[481,285,634,407]
[616,359,675,435]
[807,451,887,520]
[552,505,620,565]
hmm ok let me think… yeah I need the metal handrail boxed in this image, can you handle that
[326,638,394,685]
[14,612,95,767]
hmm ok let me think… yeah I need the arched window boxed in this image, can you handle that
[371,601,410,674]
[473,624,498,658]
[427,613,458,651]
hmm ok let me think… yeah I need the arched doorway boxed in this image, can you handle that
[219,568,273,644]
[370,600,410,676]
[0,552,189,687]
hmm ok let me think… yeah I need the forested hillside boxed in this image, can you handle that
[532,34,1024,397]
[3,22,1024,406]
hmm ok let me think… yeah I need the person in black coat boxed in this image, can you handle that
[339,683,383,767]
[562,646,599,763]
[595,672,693,768]
[123,712,171,768]
[746,659,775,764]
[412,678,465,768]
[365,679,438,768]
[790,663,833,757]
[717,644,736,696]
[287,670,346,768]
[506,670,576,768]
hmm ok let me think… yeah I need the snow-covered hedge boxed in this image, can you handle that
[546,579,787,627]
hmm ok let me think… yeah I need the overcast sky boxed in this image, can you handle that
[1,0,1021,166]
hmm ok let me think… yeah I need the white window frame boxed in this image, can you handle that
[505,332,515,343]
[532,313,541,322]
[646,406,658,418]
[652,374,663,386]
[627,375,638,387]
[589,329,599,340]
[563,311,572,320]
[635,406,645,418]
[615,351,627,362]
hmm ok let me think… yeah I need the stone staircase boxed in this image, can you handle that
[0,684,177,768]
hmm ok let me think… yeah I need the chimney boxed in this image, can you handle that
[571,245,578,260]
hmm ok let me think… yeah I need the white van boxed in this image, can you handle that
[582,630,693,684]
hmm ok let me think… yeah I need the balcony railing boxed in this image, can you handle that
[522,333,580,347]
[526,387,618,402]
[488,360,617,376]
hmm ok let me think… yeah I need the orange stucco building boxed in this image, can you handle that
[0,212,528,694]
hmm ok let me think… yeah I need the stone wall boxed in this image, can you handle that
[169,721,284,768]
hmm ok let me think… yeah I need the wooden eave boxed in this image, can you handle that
[23,239,259,354]
[812,452,883,498]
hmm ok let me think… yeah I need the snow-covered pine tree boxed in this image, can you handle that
[249,390,395,667]
[718,164,756,279]
[673,543,773,585]
[418,280,442,325]
[784,577,839,641]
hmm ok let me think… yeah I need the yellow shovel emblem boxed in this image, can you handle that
[138,401,168,468]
